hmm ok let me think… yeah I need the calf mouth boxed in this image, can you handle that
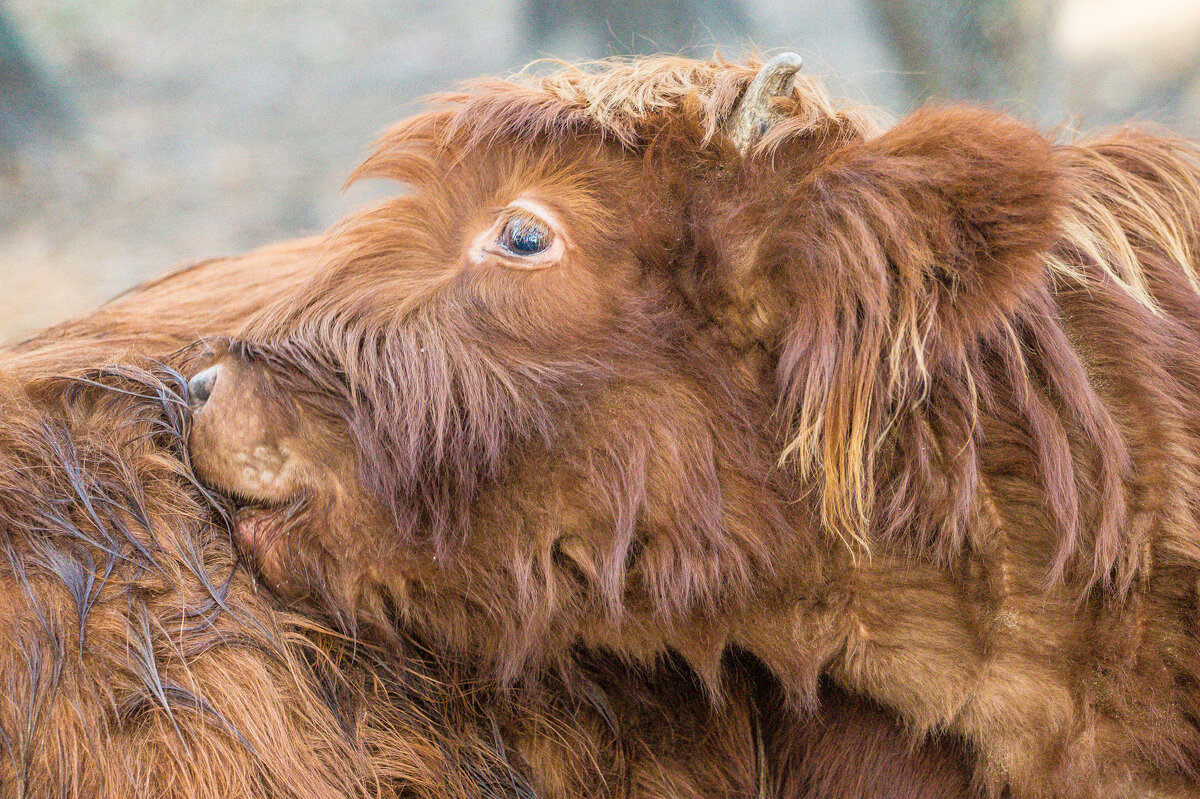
[219,491,309,592]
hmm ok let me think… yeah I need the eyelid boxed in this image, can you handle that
[468,199,566,269]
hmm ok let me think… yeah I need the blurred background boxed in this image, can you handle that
[1,0,1198,342]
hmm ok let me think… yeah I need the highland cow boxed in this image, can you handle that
[1,234,975,796]
[183,55,1200,798]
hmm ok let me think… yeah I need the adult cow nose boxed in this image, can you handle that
[188,365,221,408]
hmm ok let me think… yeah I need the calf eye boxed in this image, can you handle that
[499,215,553,256]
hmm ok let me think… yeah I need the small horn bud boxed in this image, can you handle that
[725,52,803,155]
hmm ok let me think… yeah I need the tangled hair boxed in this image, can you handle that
[421,55,876,154]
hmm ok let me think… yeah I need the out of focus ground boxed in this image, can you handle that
[1,0,1197,343]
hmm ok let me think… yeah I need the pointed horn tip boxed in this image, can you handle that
[748,53,803,95]
[761,52,803,73]
[725,52,805,154]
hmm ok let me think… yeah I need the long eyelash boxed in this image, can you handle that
[498,213,550,252]
[495,208,534,228]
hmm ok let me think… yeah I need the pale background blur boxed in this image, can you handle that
[1,0,1198,342]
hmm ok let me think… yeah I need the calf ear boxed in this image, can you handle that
[749,107,1062,553]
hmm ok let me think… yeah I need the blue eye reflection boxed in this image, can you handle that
[499,215,553,256]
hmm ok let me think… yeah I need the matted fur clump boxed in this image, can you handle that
[0,362,531,798]
[176,55,1200,798]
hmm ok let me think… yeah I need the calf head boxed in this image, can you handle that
[188,57,1060,690]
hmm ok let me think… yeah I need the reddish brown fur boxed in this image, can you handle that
[183,56,1200,797]
[1,235,975,795]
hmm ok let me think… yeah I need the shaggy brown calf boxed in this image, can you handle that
[2,241,975,796]
[185,55,1200,798]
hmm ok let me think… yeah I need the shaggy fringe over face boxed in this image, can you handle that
[230,60,824,641]
[238,53,873,551]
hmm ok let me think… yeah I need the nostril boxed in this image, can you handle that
[188,365,221,407]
